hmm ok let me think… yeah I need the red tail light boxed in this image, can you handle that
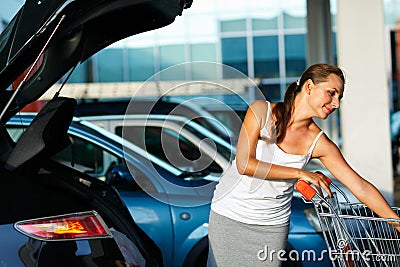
[14,210,112,241]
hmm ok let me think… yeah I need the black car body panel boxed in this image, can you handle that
[0,0,190,122]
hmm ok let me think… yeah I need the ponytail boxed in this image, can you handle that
[273,82,301,143]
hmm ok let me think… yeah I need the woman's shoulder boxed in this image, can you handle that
[249,100,275,110]
[246,100,275,129]
[308,121,340,156]
[248,100,274,115]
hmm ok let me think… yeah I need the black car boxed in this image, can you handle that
[0,0,191,266]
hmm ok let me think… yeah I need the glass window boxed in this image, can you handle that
[252,18,278,31]
[332,32,338,65]
[253,36,279,78]
[96,49,124,82]
[191,43,216,62]
[181,121,234,162]
[191,43,218,80]
[7,126,24,142]
[284,34,306,77]
[331,13,337,28]
[383,0,400,25]
[54,135,147,192]
[159,44,186,80]
[128,47,155,81]
[54,136,118,178]
[259,82,281,102]
[221,37,248,77]
[220,19,246,33]
[283,12,306,29]
[68,61,89,83]
[117,125,223,174]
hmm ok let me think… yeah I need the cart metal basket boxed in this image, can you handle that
[296,178,400,266]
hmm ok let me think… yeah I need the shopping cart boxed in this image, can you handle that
[295,176,400,267]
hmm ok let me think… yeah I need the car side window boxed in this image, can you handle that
[53,136,148,192]
[7,126,25,142]
[116,125,223,173]
[54,136,110,177]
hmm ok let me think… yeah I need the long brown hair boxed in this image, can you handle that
[273,63,345,143]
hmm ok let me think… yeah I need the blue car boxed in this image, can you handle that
[9,114,333,267]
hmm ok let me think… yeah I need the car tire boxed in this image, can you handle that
[183,237,209,267]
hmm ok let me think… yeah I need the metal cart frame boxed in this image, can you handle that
[296,178,400,267]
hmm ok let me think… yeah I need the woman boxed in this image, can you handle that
[207,63,400,266]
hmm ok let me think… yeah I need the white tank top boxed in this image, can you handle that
[211,101,323,225]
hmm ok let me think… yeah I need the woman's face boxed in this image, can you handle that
[309,74,344,119]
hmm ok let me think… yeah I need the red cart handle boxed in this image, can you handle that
[295,171,332,201]
[295,180,317,201]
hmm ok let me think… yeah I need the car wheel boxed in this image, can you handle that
[183,238,208,267]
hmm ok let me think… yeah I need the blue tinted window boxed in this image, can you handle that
[253,36,279,78]
[160,45,186,80]
[69,61,89,83]
[259,82,281,102]
[191,43,218,80]
[333,32,338,65]
[97,49,124,82]
[283,12,306,29]
[221,37,248,77]
[252,17,278,31]
[220,19,246,33]
[285,34,306,77]
[191,43,216,62]
[129,48,155,81]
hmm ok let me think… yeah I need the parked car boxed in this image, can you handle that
[80,114,236,175]
[75,97,238,145]
[8,113,334,267]
[201,100,248,138]
[0,0,192,266]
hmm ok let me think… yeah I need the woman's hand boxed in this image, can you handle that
[298,170,333,198]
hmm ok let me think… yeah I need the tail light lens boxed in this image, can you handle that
[14,210,112,241]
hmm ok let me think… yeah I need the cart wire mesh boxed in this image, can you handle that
[296,179,400,267]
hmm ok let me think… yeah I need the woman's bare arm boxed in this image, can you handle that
[235,100,332,195]
[316,135,400,222]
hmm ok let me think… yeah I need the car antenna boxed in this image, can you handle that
[0,15,66,121]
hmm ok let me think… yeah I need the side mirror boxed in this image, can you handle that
[106,165,135,186]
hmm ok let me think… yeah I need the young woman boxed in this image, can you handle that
[207,63,400,266]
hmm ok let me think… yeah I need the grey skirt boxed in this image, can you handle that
[207,210,289,267]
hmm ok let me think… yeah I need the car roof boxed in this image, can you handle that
[75,98,237,141]
[80,113,236,153]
